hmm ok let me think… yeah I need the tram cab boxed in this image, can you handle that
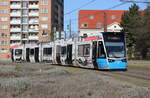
[11,45,23,62]
[92,32,127,70]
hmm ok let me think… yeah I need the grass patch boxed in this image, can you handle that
[129,60,150,62]
[0,77,31,89]
[0,66,16,75]
[15,65,23,72]
[128,60,150,68]
[66,67,87,73]
[128,64,150,68]
[44,68,69,75]
[112,77,149,87]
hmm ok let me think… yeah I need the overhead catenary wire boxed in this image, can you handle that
[64,0,97,15]
[120,0,150,3]
[65,2,127,23]
[64,2,128,35]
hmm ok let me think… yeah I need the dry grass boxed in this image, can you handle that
[128,60,150,68]
[0,62,150,98]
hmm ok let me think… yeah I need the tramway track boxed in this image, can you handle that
[97,70,150,86]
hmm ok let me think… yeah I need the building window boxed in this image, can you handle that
[89,15,94,20]
[96,22,101,28]
[41,16,48,22]
[41,0,48,5]
[111,15,116,20]
[22,10,28,16]
[0,48,8,53]
[0,33,7,38]
[42,30,48,37]
[0,9,8,14]
[0,40,8,45]
[22,34,27,39]
[0,25,8,30]
[41,8,48,13]
[22,1,28,8]
[0,2,8,6]
[22,17,28,23]
[0,17,8,22]
[22,25,28,31]
[41,24,48,29]
[81,23,88,28]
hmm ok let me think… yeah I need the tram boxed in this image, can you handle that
[11,32,127,70]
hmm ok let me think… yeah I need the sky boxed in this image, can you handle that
[64,0,148,36]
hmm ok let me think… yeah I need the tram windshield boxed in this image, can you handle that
[15,49,22,55]
[105,42,125,58]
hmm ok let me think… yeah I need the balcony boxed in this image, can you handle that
[29,4,39,9]
[29,20,39,24]
[29,25,39,32]
[29,29,39,32]
[10,12,21,17]
[29,12,39,17]
[29,36,39,40]
[10,4,21,9]
[10,35,21,40]
[10,28,21,32]
[10,20,21,24]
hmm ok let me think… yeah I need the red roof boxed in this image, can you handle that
[79,10,126,29]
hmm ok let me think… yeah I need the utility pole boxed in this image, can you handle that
[69,19,72,38]
[104,12,108,32]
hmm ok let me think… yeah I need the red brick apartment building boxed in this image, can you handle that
[79,10,125,36]
[0,0,64,59]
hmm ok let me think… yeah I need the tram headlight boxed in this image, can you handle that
[122,59,127,62]
[108,59,115,62]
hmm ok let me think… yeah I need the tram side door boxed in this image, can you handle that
[11,49,14,62]
[26,48,30,62]
[34,47,39,62]
[92,41,98,69]
[67,45,73,64]
[56,45,61,64]
[97,41,107,69]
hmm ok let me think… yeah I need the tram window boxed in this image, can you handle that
[78,44,90,57]
[15,49,22,55]
[43,48,52,55]
[61,47,67,55]
[30,49,34,55]
[98,42,106,58]
[78,45,84,56]
[84,44,90,56]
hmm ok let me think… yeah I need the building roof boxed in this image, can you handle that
[79,10,126,29]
